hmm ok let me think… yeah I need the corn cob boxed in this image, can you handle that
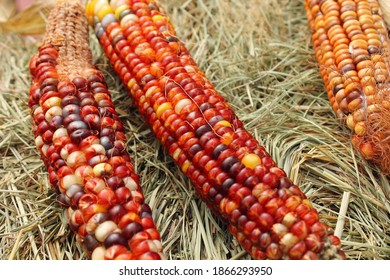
[86,0,345,260]
[305,0,390,173]
[28,0,164,260]
[378,0,390,29]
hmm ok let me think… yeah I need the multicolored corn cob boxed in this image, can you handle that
[28,0,164,260]
[305,0,390,173]
[86,0,345,259]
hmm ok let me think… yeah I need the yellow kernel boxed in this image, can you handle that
[94,0,109,15]
[241,153,261,169]
[93,163,113,177]
[346,114,355,130]
[152,15,165,22]
[181,160,191,173]
[114,4,130,19]
[354,121,366,136]
[172,147,182,161]
[145,86,160,98]
[42,96,62,110]
[156,102,172,118]
[215,120,232,128]
[220,131,234,145]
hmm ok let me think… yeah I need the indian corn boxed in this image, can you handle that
[86,0,345,259]
[29,0,164,260]
[305,0,390,173]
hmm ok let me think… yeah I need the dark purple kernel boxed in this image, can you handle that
[61,95,80,106]
[87,74,104,85]
[104,232,128,248]
[41,85,57,94]
[72,77,88,90]
[220,178,235,195]
[214,193,223,205]
[84,234,100,252]
[211,143,228,159]
[187,143,203,158]
[67,120,88,133]
[221,156,240,172]
[108,204,127,222]
[63,113,83,127]
[70,129,91,143]
[106,147,121,157]
[78,91,94,100]
[198,102,213,112]
[49,115,64,129]
[187,87,204,99]
[207,187,217,199]
[195,124,212,138]
[57,194,71,207]
[100,127,115,137]
[237,215,248,230]
[244,175,260,187]
[71,191,84,208]
[208,115,224,126]
[122,222,143,240]
[229,162,245,177]
[106,176,124,190]
[140,203,152,215]
[62,104,80,117]
[165,35,178,42]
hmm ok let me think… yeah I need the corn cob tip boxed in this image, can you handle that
[355,85,390,174]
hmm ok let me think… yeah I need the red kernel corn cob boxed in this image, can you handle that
[86,0,345,259]
[305,0,390,173]
[29,0,164,260]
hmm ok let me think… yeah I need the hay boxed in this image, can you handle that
[0,0,389,260]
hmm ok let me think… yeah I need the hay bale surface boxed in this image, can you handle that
[0,0,389,260]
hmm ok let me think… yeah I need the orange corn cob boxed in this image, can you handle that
[86,0,345,260]
[305,0,390,173]
[28,0,164,260]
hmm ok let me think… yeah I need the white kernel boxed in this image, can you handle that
[174,98,192,114]
[53,128,68,141]
[45,106,62,122]
[95,221,119,242]
[91,246,106,260]
[123,176,138,191]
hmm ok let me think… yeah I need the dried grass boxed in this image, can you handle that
[0,0,389,260]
